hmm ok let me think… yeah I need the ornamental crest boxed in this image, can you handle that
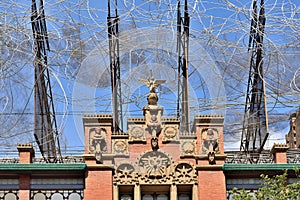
[138,150,172,179]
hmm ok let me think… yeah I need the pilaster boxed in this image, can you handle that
[270,144,289,164]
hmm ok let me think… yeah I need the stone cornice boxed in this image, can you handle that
[270,144,289,154]
[196,165,223,170]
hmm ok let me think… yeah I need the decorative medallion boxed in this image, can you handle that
[112,139,128,155]
[180,140,196,156]
[128,125,146,142]
[174,162,196,184]
[201,128,220,154]
[138,150,172,179]
[114,163,137,184]
[162,125,178,142]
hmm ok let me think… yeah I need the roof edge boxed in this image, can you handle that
[222,163,300,171]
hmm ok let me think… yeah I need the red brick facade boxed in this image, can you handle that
[3,114,297,200]
[82,113,227,200]
[3,111,297,200]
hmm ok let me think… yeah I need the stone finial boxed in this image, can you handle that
[138,70,166,95]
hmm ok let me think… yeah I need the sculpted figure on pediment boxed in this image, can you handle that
[139,71,166,150]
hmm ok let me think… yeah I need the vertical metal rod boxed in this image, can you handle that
[31,0,61,162]
[108,0,123,133]
[240,0,268,155]
[177,0,190,132]
[183,0,190,132]
[176,0,181,119]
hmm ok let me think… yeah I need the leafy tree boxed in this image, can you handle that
[229,170,300,200]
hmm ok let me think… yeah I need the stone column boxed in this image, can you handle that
[192,184,198,200]
[170,184,177,200]
[134,183,141,200]
[17,144,34,200]
[19,174,30,200]
[113,184,119,200]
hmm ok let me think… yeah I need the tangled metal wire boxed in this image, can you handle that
[0,0,299,155]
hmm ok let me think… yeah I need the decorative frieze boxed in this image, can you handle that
[113,150,197,185]
[138,150,172,179]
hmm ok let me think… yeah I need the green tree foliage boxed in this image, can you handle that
[229,171,300,200]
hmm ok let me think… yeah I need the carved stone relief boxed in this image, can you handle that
[113,163,137,184]
[162,125,179,142]
[112,139,129,155]
[128,125,146,142]
[201,128,220,154]
[139,73,165,150]
[113,154,197,185]
[174,162,197,184]
[143,105,163,150]
[138,150,172,179]
[88,127,108,162]
[180,140,196,156]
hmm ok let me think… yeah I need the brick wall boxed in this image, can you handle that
[198,170,226,200]
[19,174,30,200]
[84,169,113,200]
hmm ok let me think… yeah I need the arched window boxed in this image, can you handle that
[178,194,190,200]
[51,193,63,200]
[69,193,81,200]
[4,193,17,200]
[142,193,169,200]
[33,193,46,200]
[120,194,133,200]
[157,194,168,200]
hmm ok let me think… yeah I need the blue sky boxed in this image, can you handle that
[1,0,300,155]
